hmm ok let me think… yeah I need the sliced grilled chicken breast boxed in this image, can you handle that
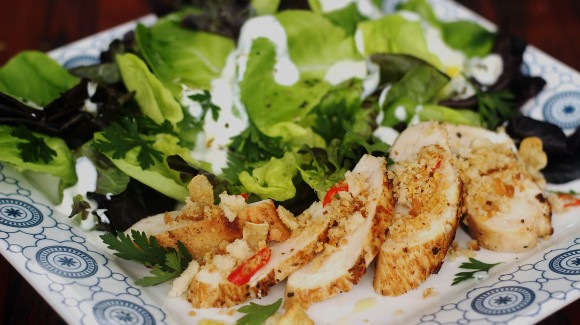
[445,124,552,252]
[285,155,394,308]
[186,202,331,308]
[374,122,461,296]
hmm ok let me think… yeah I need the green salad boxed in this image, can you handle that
[0,0,548,232]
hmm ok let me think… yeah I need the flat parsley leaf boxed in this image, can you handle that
[452,257,501,285]
[93,117,164,169]
[100,230,192,286]
[11,125,57,163]
[236,298,282,325]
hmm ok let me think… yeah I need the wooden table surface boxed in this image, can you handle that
[0,0,578,324]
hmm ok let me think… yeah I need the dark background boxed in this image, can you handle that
[0,0,578,324]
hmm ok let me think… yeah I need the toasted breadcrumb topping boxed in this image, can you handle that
[219,193,247,222]
[422,287,436,299]
[226,239,254,263]
[457,139,531,220]
[518,137,548,188]
[388,145,449,238]
[277,205,299,231]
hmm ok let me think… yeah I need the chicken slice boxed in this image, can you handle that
[285,155,394,308]
[445,124,552,252]
[128,174,291,260]
[186,202,331,308]
[373,122,461,296]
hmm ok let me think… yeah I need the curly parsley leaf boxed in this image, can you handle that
[236,298,282,325]
[100,230,192,286]
[11,125,57,163]
[93,117,164,169]
[477,90,515,130]
[452,257,501,286]
[229,122,286,162]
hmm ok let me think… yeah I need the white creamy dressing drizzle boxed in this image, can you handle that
[318,0,354,12]
[377,84,392,108]
[422,22,502,99]
[394,105,407,121]
[82,81,99,114]
[465,54,503,86]
[424,24,467,74]
[55,157,106,231]
[318,0,382,19]
[372,126,400,145]
[353,28,366,56]
[361,59,380,98]
[409,105,424,125]
[237,15,300,86]
[185,52,248,174]
[324,60,367,86]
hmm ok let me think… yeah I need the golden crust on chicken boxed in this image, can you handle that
[374,122,462,296]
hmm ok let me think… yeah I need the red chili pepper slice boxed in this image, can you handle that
[240,193,248,200]
[558,193,580,208]
[433,159,441,171]
[322,182,349,207]
[227,247,271,285]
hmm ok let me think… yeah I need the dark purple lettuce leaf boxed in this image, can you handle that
[88,178,177,233]
[507,116,580,184]
[0,78,130,149]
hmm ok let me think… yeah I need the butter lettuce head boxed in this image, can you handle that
[116,53,183,125]
[135,13,235,95]
[0,51,79,106]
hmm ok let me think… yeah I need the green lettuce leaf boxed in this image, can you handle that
[357,13,443,69]
[78,141,130,195]
[116,53,183,125]
[263,122,326,151]
[397,0,494,57]
[0,125,77,203]
[251,0,280,15]
[135,13,235,95]
[418,104,482,126]
[276,10,362,79]
[238,152,298,201]
[308,1,367,35]
[93,131,192,201]
[0,51,79,106]
[240,37,330,135]
[381,64,450,126]
[439,21,495,58]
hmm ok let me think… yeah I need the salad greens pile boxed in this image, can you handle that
[0,0,549,232]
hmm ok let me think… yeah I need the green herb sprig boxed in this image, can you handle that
[477,90,515,130]
[452,257,501,285]
[189,90,220,122]
[93,118,164,169]
[100,230,192,286]
[11,125,57,163]
[236,298,282,325]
